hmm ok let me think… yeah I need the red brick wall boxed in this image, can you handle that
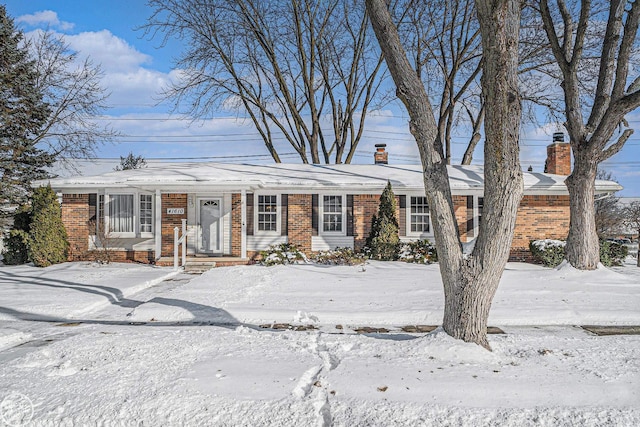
[352,194,379,250]
[231,193,242,257]
[287,194,312,253]
[511,195,570,260]
[62,194,90,261]
[544,143,571,175]
[161,194,187,257]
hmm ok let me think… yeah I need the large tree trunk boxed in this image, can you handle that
[565,149,600,270]
[367,0,522,350]
[441,0,524,349]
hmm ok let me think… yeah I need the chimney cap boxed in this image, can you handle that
[552,132,565,142]
[375,143,387,149]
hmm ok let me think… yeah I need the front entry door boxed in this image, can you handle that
[198,199,222,254]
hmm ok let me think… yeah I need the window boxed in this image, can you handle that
[140,194,153,233]
[109,194,134,233]
[323,195,343,232]
[257,195,278,232]
[410,196,430,233]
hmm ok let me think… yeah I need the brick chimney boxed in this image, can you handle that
[374,144,388,165]
[544,133,571,175]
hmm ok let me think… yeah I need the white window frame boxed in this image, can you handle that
[254,193,280,235]
[406,195,432,237]
[103,190,155,238]
[319,193,346,236]
[139,194,154,238]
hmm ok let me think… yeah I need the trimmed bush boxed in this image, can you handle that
[399,239,438,264]
[27,186,69,267]
[260,243,307,266]
[365,181,400,260]
[599,240,628,267]
[2,229,30,265]
[312,247,366,265]
[529,239,566,267]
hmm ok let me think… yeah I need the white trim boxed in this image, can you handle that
[241,190,247,259]
[155,189,161,259]
[253,192,281,236]
[319,193,347,236]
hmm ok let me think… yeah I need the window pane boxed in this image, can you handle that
[109,194,134,233]
[140,194,153,233]
[257,195,277,231]
[410,196,429,233]
[322,196,343,232]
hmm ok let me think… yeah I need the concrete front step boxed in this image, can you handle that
[184,261,217,274]
[156,257,254,272]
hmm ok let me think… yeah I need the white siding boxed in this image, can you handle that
[311,236,354,251]
[89,236,154,251]
[223,193,232,255]
[248,235,288,251]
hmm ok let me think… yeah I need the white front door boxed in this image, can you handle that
[198,198,222,254]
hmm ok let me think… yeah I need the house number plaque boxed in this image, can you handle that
[166,208,185,215]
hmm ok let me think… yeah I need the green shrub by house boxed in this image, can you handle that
[27,185,69,267]
[529,239,566,267]
[599,240,628,267]
[399,239,438,264]
[260,243,307,266]
[365,181,400,261]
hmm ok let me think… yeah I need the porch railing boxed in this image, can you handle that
[174,218,187,270]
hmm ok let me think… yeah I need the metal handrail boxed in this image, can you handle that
[174,218,187,270]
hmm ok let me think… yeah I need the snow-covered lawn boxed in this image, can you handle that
[0,260,639,426]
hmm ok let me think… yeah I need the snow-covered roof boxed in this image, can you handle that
[39,162,622,195]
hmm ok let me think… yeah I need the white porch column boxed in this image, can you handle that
[155,189,162,260]
[241,189,247,259]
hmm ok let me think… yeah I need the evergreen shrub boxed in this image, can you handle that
[2,229,29,265]
[312,247,366,265]
[365,181,400,260]
[27,186,69,267]
[399,239,438,264]
[260,243,307,266]
[599,240,628,267]
[529,239,566,267]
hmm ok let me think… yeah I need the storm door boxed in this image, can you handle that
[198,198,222,254]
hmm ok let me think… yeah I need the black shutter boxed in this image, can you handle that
[88,194,97,236]
[247,193,254,236]
[399,195,406,237]
[466,195,474,235]
[281,194,288,236]
[346,195,354,236]
[312,194,319,236]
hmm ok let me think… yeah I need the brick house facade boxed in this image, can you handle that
[44,143,621,265]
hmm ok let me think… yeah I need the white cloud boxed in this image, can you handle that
[64,30,152,73]
[17,10,74,31]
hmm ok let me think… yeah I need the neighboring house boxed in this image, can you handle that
[39,143,621,265]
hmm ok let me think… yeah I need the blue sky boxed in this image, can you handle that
[4,1,640,196]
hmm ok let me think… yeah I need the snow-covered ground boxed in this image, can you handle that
[0,259,639,426]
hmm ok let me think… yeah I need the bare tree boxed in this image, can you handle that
[29,31,118,165]
[624,201,640,266]
[594,169,624,238]
[366,0,523,349]
[401,0,483,165]
[538,0,640,269]
[143,0,385,164]
[399,1,556,166]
